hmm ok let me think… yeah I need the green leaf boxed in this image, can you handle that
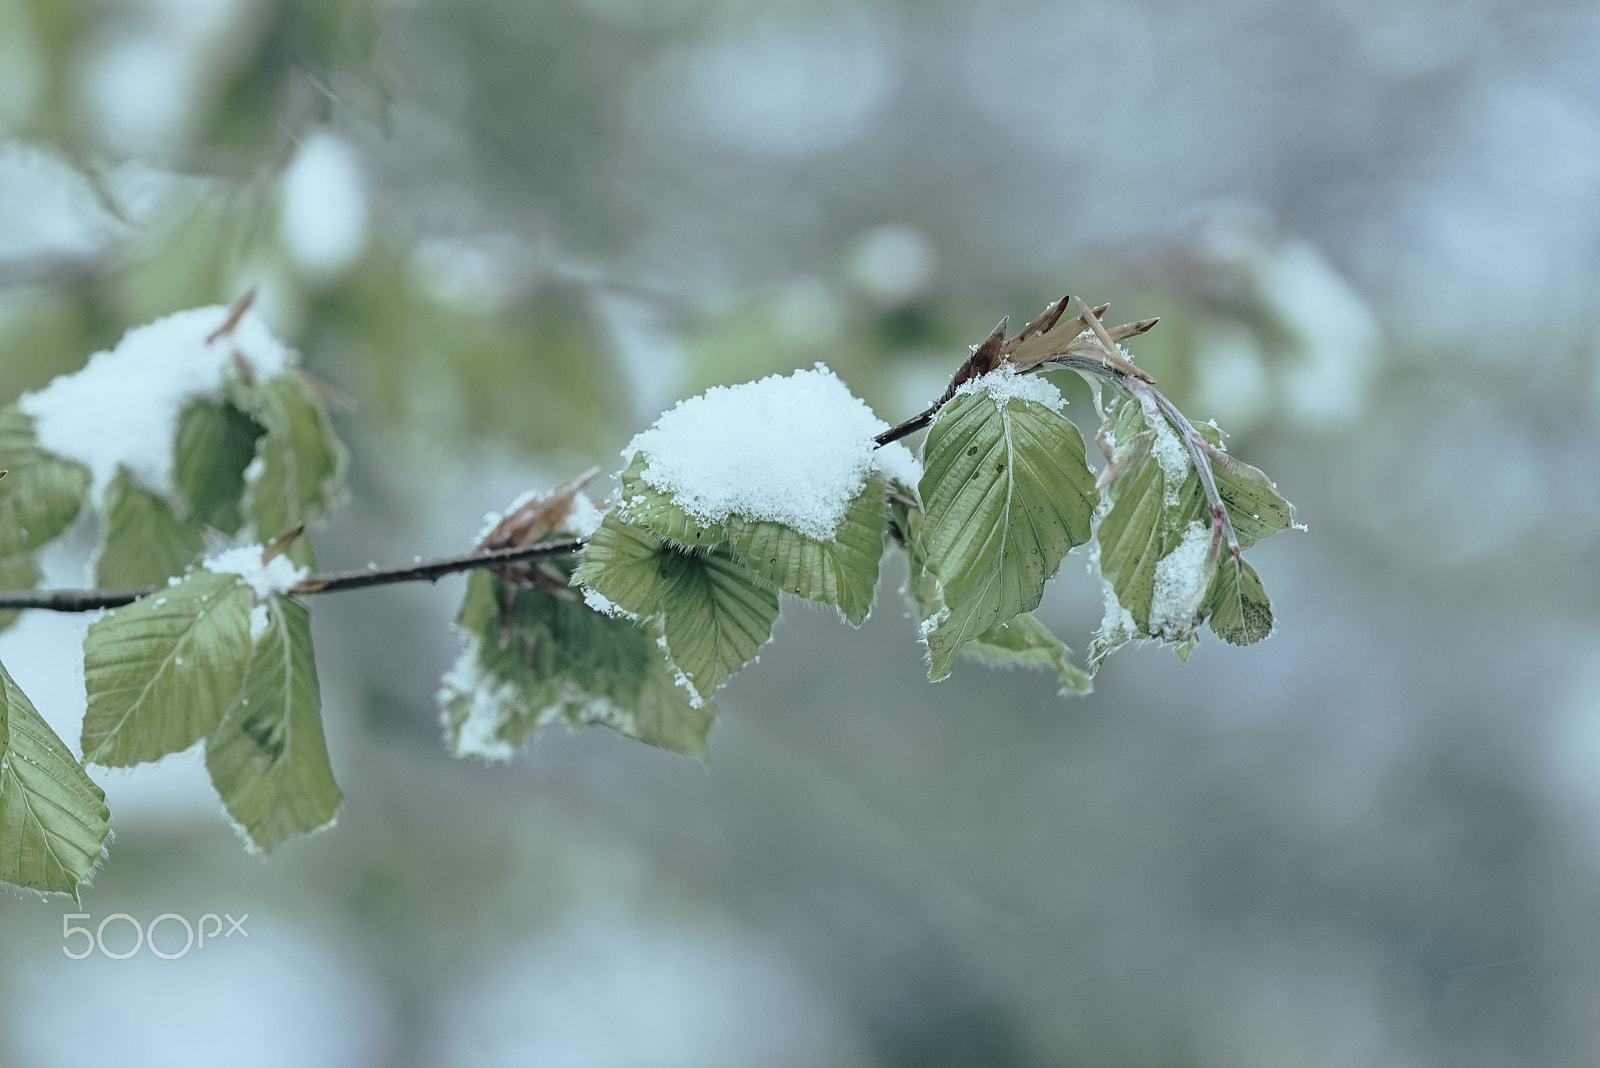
[917,387,1097,680]
[576,512,780,703]
[659,547,780,700]
[95,468,207,588]
[174,398,265,536]
[245,374,348,569]
[572,511,673,617]
[0,405,89,557]
[617,454,727,546]
[1206,556,1274,646]
[1086,391,1291,666]
[1193,422,1295,550]
[0,553,39,635]
[440,571,712,758]
[81,570,253,766]
[206,595,340,853]
[962,613,1093,696]
[727,471,886,627]
[0,660,110,898]
[1087,398,1214,664]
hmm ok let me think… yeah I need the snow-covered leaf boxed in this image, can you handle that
[1088,392,1288,665]
[174,398,264,536]
[440,571,711,759]
[245,374,347,568]
[962,613,1092,696]
[0,405,89,558]
[81,570,252,766]
[616,454,726,547]
[1088,400,1212,664]
[917,381,1097,681]
[576,512,779,703]
[95,468,206,588]
[728,471,886,627]
[206,594,340,853]
[0,659,110,898]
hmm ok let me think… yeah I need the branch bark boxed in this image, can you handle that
[0,538,588,613]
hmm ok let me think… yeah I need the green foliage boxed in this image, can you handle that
[441,570,711,759]
[245,373,348,568]
[1206,556,1274,647]
[80,570,253,766]
[206,595,341,854]
[95,468,207,588]
[1086,388,1293,666]
[727,472,886,628]
[963,614,1094,696]
[0,552,38,635]
[0,405,88,557]
[0,660,109,898]
[576,512,780,705]
[917,387,1097,681]
[174,398,266,535]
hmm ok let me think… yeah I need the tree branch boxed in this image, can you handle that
[0,538,589,613]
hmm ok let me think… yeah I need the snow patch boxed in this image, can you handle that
[953,364,1066,412]
[1148,521,1212,639]
[18,305,295,501]
[625,364,886,542]
[437,645,519,762]
[583,587,637,621]
[203,545,307,600]
[873,441,922,489]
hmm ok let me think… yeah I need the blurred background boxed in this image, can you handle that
[3,0,1600,1064]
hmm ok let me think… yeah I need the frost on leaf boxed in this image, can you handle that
[1085,384,1293,667]
[0,659,110,899]
[916,370,1097,681]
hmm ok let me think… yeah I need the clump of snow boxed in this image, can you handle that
[1147,521,1212,639]
[624,364,888,542]
[565,493,603,537]
[873,441,922,490]
[954,365,1066,412]
[18,305,295,501]
[1147,417,1191,506]
[204,545,307,600]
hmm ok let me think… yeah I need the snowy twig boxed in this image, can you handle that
[0,538,589,613]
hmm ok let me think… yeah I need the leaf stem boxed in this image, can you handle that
[0,538,589,613]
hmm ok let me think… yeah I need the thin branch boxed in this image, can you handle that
[0,538,589,613]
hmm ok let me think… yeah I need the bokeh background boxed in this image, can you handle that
[3,0,1600,1064]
